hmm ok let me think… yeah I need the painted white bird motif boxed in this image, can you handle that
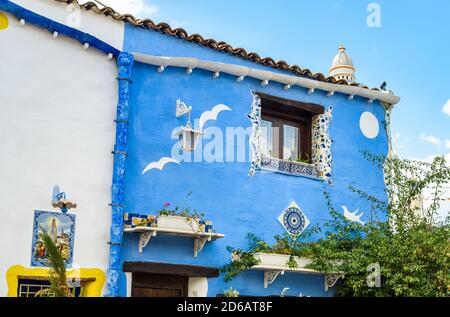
[142,157,180,174]
[341,206,365,225]
[198,104,231,130]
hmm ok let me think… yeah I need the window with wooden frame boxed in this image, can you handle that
[257,92,324,164]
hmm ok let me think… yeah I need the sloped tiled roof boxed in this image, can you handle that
[54,0,381,91]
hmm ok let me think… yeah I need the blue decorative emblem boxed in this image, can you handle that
[278,202,310,240]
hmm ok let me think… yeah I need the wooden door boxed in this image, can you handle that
[131,273,188,297]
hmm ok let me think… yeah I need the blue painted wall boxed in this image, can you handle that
[119,25,389,297]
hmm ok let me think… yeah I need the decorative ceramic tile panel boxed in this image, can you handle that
[312,106,333,184]
[31,210,76,268]
[260,154,318,178]
[278,201,310,240]
[381,101,393,189]
[247,91,262,176]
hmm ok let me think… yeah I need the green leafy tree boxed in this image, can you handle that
[305,154,450,297]
[35,228,73,297]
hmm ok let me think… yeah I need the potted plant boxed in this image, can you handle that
[253,252,312,269]
[156,202,209,232]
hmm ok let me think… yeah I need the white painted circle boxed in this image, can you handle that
[359,112,379,139]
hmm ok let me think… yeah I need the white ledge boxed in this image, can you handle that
[133,53,400,106]
[249,253,344,291]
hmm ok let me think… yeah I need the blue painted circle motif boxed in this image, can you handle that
[283,207,306,235]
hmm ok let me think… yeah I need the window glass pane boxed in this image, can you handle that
[260,120,273,156]
[283,124,299,161]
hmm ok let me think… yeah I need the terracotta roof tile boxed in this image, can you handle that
[54,0,380,91]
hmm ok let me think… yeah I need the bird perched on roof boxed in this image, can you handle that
[380,81,387,91]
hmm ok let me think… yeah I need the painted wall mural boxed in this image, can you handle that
[141,99,231,175]
[198,104,232,131]
[31,210,76,268]
[342,206,365,225]
[142,157,179,174]
[312,106,333,184]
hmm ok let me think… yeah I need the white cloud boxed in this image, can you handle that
[445,140,450,149]
[443,99,450,116]
[79,0,158,18]
[419,133,441,146]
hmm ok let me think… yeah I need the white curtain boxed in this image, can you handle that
[283,124,299,160]
[260,120,273,156]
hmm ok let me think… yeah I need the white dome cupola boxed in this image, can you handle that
[329,45,356,83]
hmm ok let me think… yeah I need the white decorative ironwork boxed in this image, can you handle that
[193,236,212,257]
[263,270,284,288]
[176,99,192,118]
[324,274,345,291]
[138,231,154,253]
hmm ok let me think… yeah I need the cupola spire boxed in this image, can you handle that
[329,45,356,83]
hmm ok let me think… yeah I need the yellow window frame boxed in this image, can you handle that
[6,265,105,297]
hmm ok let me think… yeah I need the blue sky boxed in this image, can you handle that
[99,0,450,161]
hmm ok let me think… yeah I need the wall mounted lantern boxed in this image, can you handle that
[175,99,203,152]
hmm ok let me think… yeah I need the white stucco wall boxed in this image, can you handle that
[0,11,118,296]
[12,0,124,50]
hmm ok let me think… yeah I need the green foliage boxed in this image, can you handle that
[286,256,298,269]
[304,154,450,297]
[221,247,260,282]
[223,287,240,297]
[35,228,73,297]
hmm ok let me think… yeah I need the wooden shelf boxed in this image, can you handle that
[124,226,225,257]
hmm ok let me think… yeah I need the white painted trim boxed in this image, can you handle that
[125,272,132,297]
[132,53,401,105]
